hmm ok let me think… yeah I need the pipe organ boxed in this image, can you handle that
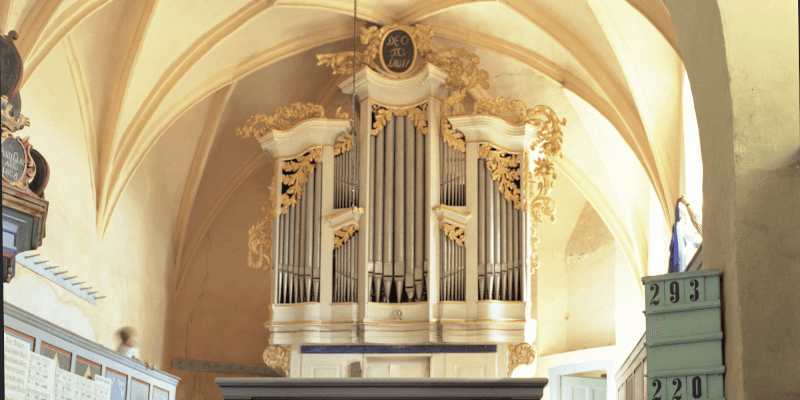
[241,24,564,378]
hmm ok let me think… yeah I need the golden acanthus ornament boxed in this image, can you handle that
[280,148,322,214]
[508,343,537,376]
[522,104,565,272]
[371,103,429,136]
[236,103,325,139]
[334,132,355,156]
[439,223,465,247]
[263,345,291,376]
[1,96,30,133]
[317,24,435,76]
[478,144,523,210]
[334,224,358,249]
[246,172,279,273]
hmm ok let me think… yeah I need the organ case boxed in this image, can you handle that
[241,24,565,377]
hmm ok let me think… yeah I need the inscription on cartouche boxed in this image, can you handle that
[2,138,26,182]
[381,29,415,75]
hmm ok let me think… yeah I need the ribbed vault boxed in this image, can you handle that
[5,0,692,308]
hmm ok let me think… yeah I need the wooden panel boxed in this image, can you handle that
[105,368,128,400]
[75,356,101,378]
[41,341,72,371]
[153,386,169,400]
[131,377,150,400]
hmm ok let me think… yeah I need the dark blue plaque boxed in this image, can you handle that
[301,345,497,354]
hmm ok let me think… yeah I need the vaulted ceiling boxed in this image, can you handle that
[4,0,691,298]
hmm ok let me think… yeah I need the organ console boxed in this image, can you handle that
[238,24,565,377]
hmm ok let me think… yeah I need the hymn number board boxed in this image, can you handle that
[642,270,725,400]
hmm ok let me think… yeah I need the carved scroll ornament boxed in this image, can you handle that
[236,103,325,139]
[508,343,537,376]
[317,24,435,76]
[263,345,291,376]
[280,148,322,214]
[478,144,522,210]
[1,95,30,133]
[334,224,358,249]
[246,172,279,273]
[439,223,465,248]
[522,104,565,271]
[371,103,428,136]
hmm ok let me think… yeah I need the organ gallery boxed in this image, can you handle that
[237,24,565,377]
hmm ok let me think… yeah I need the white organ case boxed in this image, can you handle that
[240,25,565,378]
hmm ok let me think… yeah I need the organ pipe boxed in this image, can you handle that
[475,154,525,301]
[368,110,428,303]
[275,154,323,304]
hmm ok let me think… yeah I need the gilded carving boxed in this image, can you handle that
[317,24,435,76]
[236,103,325,139]
[334,224,358,249]
[280,148,322,214]
[371,103,428,136]
[334,106,349,120]
[246,172,278,273]
[433,47,489,153]
[440,89,467,152]
[316,25,488,153]
[334,132,355,156]
[1,96,30,133]
[439,223,465,247]
[508,343,536,376]
[263,345,291,376]
[478,144,522,209]
[523,105,565,271]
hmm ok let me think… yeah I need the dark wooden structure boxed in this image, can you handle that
[216,377,548,399]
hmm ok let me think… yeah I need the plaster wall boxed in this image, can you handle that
[565,202,616,351]
[535,181,585,356]
[3,41,202,369]
[168,166,273,400]
[665,1,800,398]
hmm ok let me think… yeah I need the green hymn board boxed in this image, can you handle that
[642,270,725,400]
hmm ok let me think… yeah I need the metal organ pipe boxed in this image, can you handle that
[500,185,507,301]
[305,168,315,302]
[414,119,425,301]
[374,126,385,302]
[368,136,376,300]
[287,205,295,303]
[314,163,322,302]
[394,116,405,302]
[485,162,495,301]
[367,110,427,303]
[478,160,485,300]
[382,117,395,302]
[404,119,415,301]
[493,178,501,300]
[274,155,323,304]
[474,153,525,301]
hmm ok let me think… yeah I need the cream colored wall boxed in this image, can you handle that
[535,181,585,356]
[168,166,274,400]
[565,202,616,351]
[665,1,800,398]
[3,40,202,369]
